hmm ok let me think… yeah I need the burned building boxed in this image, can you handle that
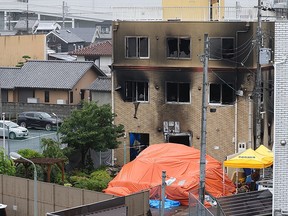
[111,20,274,164]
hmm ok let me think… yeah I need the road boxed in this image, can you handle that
[0,129,58,154]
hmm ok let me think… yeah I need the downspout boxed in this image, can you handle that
[235,23,250,153]
[234,97,238,153]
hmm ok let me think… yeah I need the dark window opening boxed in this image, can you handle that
[210,37,234,60]
[209,83,235,105]
[167,37,191,58]
[129,133,149,161]
[80,89,85,100]
[69,91,73,104]
[44,91,49,103]
[125,81,148,102]
[166,82,190,103]
[126,37,149,58]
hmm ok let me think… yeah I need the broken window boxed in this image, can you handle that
[125,81,149,102]
[166,82,190,103]
[209,83,235,105]
[167,37,191,58]
[125,36,149,58]
[209,37,234,60]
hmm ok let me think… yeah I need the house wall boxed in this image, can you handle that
[34,89,68,104]
[112,21,274,164]
[91,91,111,105]
[100,56,112,74]
[71,68,99,105]
[0,34,46,67]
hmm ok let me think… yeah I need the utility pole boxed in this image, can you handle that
[62,1,65,28]
[199,33,209,213]
[255,0,262,148]
[26,3,29,33]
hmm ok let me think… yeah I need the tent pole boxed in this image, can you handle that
[236,168,238,193]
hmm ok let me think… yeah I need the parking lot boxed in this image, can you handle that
[0,129,58,154]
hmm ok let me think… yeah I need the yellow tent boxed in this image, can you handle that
[223,148,273,169]
[255,145,273,161]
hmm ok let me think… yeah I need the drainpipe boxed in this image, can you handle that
[235,24,250,152]
[248,94,253,148]
[234,97,238,153]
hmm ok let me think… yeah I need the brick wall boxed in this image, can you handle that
[273,21,288,215]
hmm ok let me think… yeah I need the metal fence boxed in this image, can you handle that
[188,189,215,216]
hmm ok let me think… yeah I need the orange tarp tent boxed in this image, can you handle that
[104,143,235,205]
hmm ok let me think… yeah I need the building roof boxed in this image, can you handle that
[69,40,112,56]
[14,19,38,30]
[48,53,77,61]
[0,67,21,89]
[64,28,97,43]
[16,60,106,89]
[36,21,61,31]
[88,76,111,91]
[47,29,85,43]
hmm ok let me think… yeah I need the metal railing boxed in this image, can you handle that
[188,190,215,216]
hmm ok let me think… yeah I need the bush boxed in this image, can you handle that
[69,168,112,192]
[17,149,43,159]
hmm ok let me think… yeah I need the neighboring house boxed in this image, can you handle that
[0,60,106,105]
[14,18,39,34]
[111,20,274,164]
[0,34,46,67]
[87,76,111,105]
[46,29,85,53]
[33,21,61,34]
[0,67,21,103]
[69,40,112,75]
[64,27,99,46]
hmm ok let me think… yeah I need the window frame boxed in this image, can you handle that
[124,81,149,102]
[166,36,191,59]
[125,36,149,59]
[209,83,235,105]
[165,82,191,104]
[209,37,235,60]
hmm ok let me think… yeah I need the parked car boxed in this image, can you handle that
[17,111,63,131]
[0,120,29,139]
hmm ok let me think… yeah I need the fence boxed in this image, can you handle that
[188,189,215,216]
[0,174,150,216]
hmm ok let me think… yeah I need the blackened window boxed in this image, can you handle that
[125,81,148,102]
[166,82,190,103]
[209,37,234,60]
[167,37,191,58]
[125,37,149,58]
[44,91,49,103]
[209,83,235,105]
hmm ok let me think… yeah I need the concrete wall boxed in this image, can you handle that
[1,102,81,120]
[0,34,46,67]
[273,20,288,215]
[0,175,150,216]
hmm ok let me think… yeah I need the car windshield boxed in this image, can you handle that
[6,121,19,128]
[40,113,52,118]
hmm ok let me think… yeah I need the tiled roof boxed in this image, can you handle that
[14,19,38,30]
[47,30,85,43]
[88,76,111,91]
[16,60,106,89]
[69,40,112,56]
[64,28,97,43]
[0,67,21,89]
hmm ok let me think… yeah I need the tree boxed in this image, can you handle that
[16,55,31,67]
[0,148,16,176]
[59,101,125,168]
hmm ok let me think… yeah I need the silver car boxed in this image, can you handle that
[0,120,29,139]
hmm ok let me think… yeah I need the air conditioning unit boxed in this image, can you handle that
[27,98,39,103]
[57,99,67,104]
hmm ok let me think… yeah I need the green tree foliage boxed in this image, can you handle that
[59,102,124,168]
[0,148,16,175]
[16,55,31,67]
[17,149,43,159]
[41,138,71,159]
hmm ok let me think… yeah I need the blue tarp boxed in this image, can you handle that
[149,199,181,209]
